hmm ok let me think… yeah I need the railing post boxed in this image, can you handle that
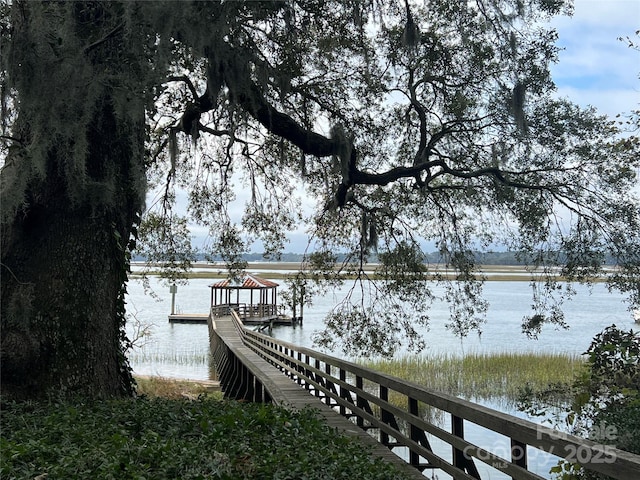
[325,362,334,405]
[356,376,365,427]
[380,385,390,446]
[287,347,295,378]
[339,368,347,416]
[304,354,312,392]
[452,415,481,479]
[511,439,527,476]
[379,385,401,449]
[282,346,288,370]
[314,359,322,397]
[277,344,283,370]
[408,397,421,468]
[296,351,303,385]
[284,347,292,375]
[452,415,465,468]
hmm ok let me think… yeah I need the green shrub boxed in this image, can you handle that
[520,325,640,480]
[563,326,640,480]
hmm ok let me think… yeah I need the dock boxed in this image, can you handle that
[169,312,301,328]
[168,273,303,328]
[167,313,210,323]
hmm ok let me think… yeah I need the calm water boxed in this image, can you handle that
[125,276,634,379]
[124,276,635,479]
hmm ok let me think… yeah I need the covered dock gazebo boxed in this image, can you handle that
[209,274,280,322]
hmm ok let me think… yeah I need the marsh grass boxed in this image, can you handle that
[128,350,210,366]
[360,351,583,407]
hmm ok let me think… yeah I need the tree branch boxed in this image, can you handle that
[165,75,200,101]
[201,45,568,205]
[227,74,338,157]
[83,22,124,54]
[197,123,231,137]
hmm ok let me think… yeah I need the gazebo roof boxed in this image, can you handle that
[209,274,279,289]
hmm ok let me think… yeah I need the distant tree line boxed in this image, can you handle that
[133,250,622,267]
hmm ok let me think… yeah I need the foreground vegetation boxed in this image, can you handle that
[361,352,584,406]
[1,396,412,480]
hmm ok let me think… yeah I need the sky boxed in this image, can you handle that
[182,0,640,254]
[549,0,639,118]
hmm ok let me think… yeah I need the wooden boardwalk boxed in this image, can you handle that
[210,315,425,480]
[210,313,640,480]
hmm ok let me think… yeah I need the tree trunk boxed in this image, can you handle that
[1,100,144,399]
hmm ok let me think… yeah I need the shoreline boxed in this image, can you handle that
[130,261,612,282]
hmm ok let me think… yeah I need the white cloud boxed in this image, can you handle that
[555,85,637,116]
[549,0,639,118]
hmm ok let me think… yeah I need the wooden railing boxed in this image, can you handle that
[210,311,640,480]
[211,303,278,319]
[236,303,278,319]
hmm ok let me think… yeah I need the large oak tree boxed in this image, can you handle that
[2,0,639,398]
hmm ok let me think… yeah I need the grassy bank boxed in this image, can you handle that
[1,396,412,480]
[360,351,583,405]
[134,375,221,400]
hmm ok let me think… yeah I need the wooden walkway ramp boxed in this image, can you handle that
[209,312,640,480]
[209,314,423,479]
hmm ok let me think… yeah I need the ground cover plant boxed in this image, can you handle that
[0,397,412,480]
